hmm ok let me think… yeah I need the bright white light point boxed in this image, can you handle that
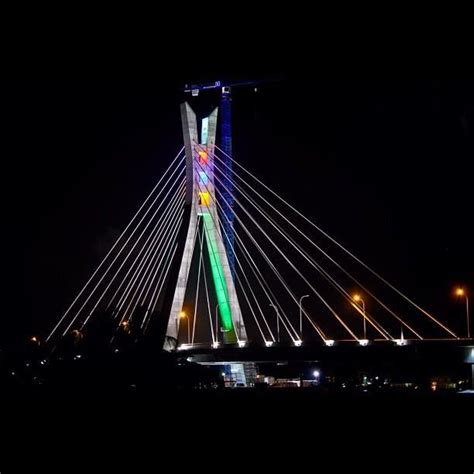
[265,341,273,347]
[294,340,302,347]
[313,370,320,378]
[359,339,369,346]
[221,372,226,377]
[212,342,220,349]
[394,339,406,346]
[325,339,335,347]
[238,341,246,348]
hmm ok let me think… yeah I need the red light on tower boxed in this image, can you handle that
[198,151,208,165]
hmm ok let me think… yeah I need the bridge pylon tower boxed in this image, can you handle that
[165,102,247,347]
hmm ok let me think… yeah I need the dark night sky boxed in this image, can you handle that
[3,79,473,344]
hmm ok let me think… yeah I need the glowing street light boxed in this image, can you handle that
[177,311,190,344]
[455,287,470,338]
[121,320,130,332]
[353,293,367,340]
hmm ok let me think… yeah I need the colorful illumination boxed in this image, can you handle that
[198,192,211,207]
[198,171,209,185]
[201,117,209,145]
[202,213,234,334]
[198,150,208,165]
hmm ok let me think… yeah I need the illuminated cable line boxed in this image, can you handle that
[112,192,184,316]
[78,180,185,331]
[119,191,184,310]
[224,171,397,339]
[62,164,186,335]
[110,189,185,319]
[197,148,326,341]
[191,148,238,340]
[194,159,301,342]
[221,200,325,341]
[212,155,424,340]
[138,212,185,310]
[197,226,216,345]
[213,160,414,338]
[132,217,184,328]
[191,219,204,344]
[214,145,457,339]
[196,154,345,340]
[107,182,185,310]
[216,166,392,341]
[194,169,278,341]
[216,217,274,343]
[143,242,178,332]
[193,176,273,343]
[121,209,184,324]
[47,149,185,341]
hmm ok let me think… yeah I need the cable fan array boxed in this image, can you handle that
[191,142,457,345]
[47,144,458,345]
[47,148,186,341]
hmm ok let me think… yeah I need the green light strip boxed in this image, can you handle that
[202,213,234,333]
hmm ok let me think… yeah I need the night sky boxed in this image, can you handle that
[5,79,473,344]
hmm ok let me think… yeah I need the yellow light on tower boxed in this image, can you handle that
[179,311,187,319]
[353,294,361,302]
[455,287,465,297]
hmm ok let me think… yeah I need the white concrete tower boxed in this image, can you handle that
[165,102,247,347]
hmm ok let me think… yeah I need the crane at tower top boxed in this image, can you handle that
[184,78,262,96]
[182,77,281,279]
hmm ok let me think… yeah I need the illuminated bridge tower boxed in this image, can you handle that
[166,102,247,346]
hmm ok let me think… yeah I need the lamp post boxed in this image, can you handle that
[299,294,309,339]
[215,304,220,345]
[353,294,367,340]
[455,287,470,338]
[270,303,280,343]
[178,311,189,343]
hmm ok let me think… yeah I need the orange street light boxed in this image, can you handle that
[352,294,367,340]
[454,287,470,338]
[178,311,190,343]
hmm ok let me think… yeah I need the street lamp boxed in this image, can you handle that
[299,294,309,339]
[269,303,280,343]
[353,293,367,340]
[215,304,220,345]
[455,287,470,338]
[178,311,189,344]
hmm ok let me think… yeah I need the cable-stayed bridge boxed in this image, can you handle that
[46,101,468,361]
